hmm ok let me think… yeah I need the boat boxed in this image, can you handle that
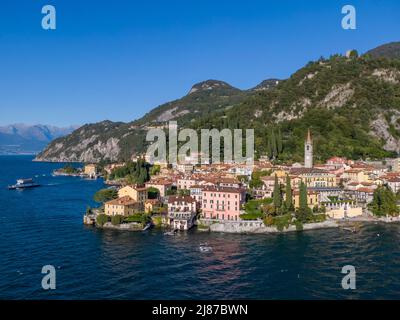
[342,227,357,233]
[8,178,40,190]
[142,223,152,231]
[199,245,212,253]
[199,242,212,252]
[164,229,179,236]
[341,222,362,233]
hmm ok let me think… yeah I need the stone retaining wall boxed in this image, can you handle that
[198,219,339,234]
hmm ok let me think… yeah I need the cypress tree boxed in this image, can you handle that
[285,174,294,211]
[273,174,281,213]
[297,181,310,222]
[299,181,308,210]
[277,128,283,155]
[271,129,277,159]
[267,135,272,160]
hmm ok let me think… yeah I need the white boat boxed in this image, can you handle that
[8,178,40,190]
[164,229,179,235]
[142,223,152,231]
[199,243,212,252]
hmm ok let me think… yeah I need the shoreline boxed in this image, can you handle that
[200,216,400,234]
[84,213,400,234]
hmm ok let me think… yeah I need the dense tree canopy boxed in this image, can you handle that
[93,188,118,203]
[108,159,150,184]
[369,186,399,217]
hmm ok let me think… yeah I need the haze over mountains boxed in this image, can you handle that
[35,41,400,163]
[0,124,77,155]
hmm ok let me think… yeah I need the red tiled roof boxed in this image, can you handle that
[105,196,137,206]
[356,187,374,193]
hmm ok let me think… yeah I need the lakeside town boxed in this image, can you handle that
[74,129,400,234]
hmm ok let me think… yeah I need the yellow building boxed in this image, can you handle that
[144,199,162,214]
[84,164,98,177]
[290,168,336,187]
[104,196,140,216]
[293,190,319,209]
[118,185,148,203]
[343,169,369,183]
[326,207,363,219]
[271,169,288,178]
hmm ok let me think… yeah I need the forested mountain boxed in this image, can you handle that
[36,42,400,163]
[36,80,251,162]
[193,54,400,163]
[365,42,400,59]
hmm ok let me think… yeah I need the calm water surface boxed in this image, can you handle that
[0,156,400,299]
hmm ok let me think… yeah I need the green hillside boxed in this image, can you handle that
[192,55,400,162]
[36,43,400,163]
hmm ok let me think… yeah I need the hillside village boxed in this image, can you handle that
[83,128,400,233]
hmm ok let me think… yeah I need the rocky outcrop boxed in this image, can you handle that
[319,83,354,109]
[370,113,400,153]
[372,68,400,84]
[36,137,120,162]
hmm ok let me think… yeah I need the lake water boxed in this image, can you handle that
[1,155,400,299]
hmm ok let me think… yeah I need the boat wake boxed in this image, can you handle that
[199,243,212,253]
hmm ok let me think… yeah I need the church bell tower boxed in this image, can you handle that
[304,129,313,168]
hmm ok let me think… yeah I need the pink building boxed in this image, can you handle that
[202,186,246,221]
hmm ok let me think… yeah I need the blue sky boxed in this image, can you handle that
[1,0,399,127]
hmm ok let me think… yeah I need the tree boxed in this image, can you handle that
[86,206,92,215]
[267,136,272,160]
[273,174,281,213]
[108,159,150,184]
[296,181,311,222]
[93,188,118,203]
[270,129,277,159]
[178,189,190,196]
[61,165,79,174]
[111,215,123,226]
[96,214,109,226]
[150,165,161,176]
[348,49,359,59]
[277,128,283,154]
[299,181,308,209]
[148,187,160,199]
[369,186,399,217]
[266,127,283,160]
[285,174,294,212]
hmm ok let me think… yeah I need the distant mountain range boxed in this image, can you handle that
[36,41,400,163]
[0,124,78,155]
